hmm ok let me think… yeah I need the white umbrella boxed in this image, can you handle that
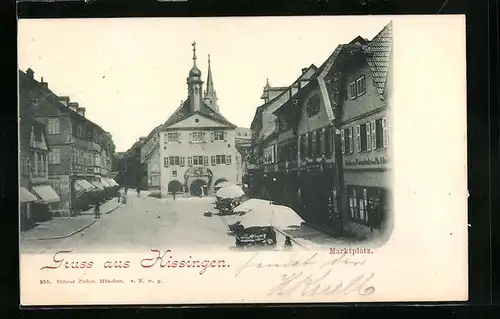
[238,203,305,232]
[214,181,231,189]
[215,185,245,199]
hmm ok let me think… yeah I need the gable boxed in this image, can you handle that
[167,113,232,129]
[163,97,236,128]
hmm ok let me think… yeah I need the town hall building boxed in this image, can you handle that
[157,42,242,197]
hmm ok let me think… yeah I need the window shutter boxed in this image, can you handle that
[189,132,193,142]
[366,122,372,151]
[211,156,216,166]
[204,156,208,166]
[177,132,180,141]
[226,155,231,165]
[224,131,227,141]
[370,120,376,150]
[164,157,168,167]
[348,127,353,153]
[340,130,345,154]
[211,132,214,142]
[356,125,361,152]
[187,156,193,166]
[382,117,389,148]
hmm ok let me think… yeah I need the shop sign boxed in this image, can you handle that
[344,157,389,167]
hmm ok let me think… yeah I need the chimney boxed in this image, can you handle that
[40,77,48,88]
[301,68,308,74]
[77,107,86,117]
[26,68,34,79]
[139,137,147,144]
[58,96,70,106]
[68,102,79,112]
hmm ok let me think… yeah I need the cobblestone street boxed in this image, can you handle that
[19,192,357,254]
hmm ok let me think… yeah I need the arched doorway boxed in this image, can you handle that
[168,180,183,194]
[214,178,228,187]
[190,179,207,196]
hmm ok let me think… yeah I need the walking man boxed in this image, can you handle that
[94,200,101,219]
[136,186,141,197]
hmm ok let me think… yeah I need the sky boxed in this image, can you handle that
[18,16,391,152]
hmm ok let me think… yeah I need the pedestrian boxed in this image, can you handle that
[284,236,292,250]
[173,190,176,200]
[136,186,141,197]
[94,201,101,219]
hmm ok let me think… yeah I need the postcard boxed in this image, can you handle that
[18,15,468,305]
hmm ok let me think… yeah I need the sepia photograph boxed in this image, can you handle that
[18,16,467,305]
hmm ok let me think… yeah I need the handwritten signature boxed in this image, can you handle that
[267,270,375,297]
[235,252,374,297]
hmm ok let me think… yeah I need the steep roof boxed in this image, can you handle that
[366,21,393,97]
[162,97,236,128]
[250,64,318,130]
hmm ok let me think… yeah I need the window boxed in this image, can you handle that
[164,157,169,167]
[315,129,321,156]
[372,118,388,149]
[307,132,313,157]
[215,155,226,165]
[347,186,386,229]
[306,95,321,117]
[203,156,209,166]
[366,122,372,151]
[299,135,306,160]
[349,82,357,99]
[319,129,325,156]
[348,187,358,219]
[211,156,216,166]
[180,157,185,166]
[190,132,205,142]
[187,156,193,166]
[40,153,46,174]
[169,156,180,166]
[382,117,389,148]
[348,127,353,153]
[279,116,289,131]
[47,118,60,135]
[167,132,179,142]
[49,147,60,164]
[213,131,224,141]
[355,125,361,152]
[309,131,318,157]
[340,130,345,154]
[356,75,366,97]
[172,170,177,177]
[226,155,232,165]
[325,127,332,157]
[193,156,204,165]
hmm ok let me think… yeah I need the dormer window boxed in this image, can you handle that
[349,75,366,99]
[306,94,321,117]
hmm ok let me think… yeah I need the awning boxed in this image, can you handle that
[108,178,119,187]
[100,179,112,188]
[32,185,60,204]
[75,180,96,192]
[20,187,38,203]
[91,181,106,191]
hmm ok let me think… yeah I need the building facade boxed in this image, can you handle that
[158,43,241,197]
[251,22,393,239]
[19,69,117,217]
[249,66,317,202]
[331,23,393,238]
[19,113,60,229]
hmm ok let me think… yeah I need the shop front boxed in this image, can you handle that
[31,184,61,222]
[298,160,338,229]
[343,169,391,238]
[19,186,38,230]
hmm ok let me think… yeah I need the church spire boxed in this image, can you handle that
[203,53,219,112]
[187,41,203,113]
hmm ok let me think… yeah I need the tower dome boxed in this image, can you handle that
[189,66,201,77]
